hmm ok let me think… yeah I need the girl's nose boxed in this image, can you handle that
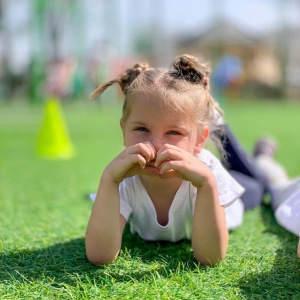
[151,136,164,152]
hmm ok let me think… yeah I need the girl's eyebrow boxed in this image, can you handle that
[130,121,147,126]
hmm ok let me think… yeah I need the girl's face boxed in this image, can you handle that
[121,93,208,156]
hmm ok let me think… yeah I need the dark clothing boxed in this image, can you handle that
[218,125,270,210]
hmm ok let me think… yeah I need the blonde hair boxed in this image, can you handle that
[90,54,224,153]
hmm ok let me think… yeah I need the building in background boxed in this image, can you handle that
[176,20,282,99]
[0,0,299,101]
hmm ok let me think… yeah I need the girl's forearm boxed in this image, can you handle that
[85,177,123,265]
[192,179,228,266]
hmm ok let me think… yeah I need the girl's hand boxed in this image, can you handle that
[103,142,156,184]
[154,144,213,188]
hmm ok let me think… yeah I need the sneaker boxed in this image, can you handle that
[253,138,277,157]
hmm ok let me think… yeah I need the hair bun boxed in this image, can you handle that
[119,63,150,93]
[172,54,210,86]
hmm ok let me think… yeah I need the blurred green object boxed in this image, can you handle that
[37,98,75,159]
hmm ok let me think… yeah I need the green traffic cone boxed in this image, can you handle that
[37,98,75,159]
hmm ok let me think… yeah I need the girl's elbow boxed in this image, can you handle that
[86,247,119,266]
[193,246,227,266]
[194,254,225,267]
[86,251,117,266]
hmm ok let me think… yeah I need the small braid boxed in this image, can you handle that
[171,54,210,87]
[90,63,151,99]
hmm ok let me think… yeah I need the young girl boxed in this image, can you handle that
[85,54,244,266]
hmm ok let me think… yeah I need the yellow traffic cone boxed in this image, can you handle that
[37,98,75,159]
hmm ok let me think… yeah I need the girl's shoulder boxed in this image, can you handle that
[198,149,245,206]
[197,149,221,169]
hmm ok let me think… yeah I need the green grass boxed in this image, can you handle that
[0,99,299,299]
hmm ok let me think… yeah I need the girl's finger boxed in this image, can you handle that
[143,142,156,161]
[155,148,185,167]
[156,143,185,156]
[159,160,184,175]
[128,143,156,162]
[125,153,147,169]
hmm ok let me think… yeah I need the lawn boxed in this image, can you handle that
[0,99,299,299]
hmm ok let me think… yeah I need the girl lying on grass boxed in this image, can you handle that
[85,54,244,266]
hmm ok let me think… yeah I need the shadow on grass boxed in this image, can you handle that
[0,225,198,288]
[238,205,300,299]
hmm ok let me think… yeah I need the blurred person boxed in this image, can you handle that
[211,55,244,103]
[46,58,77,99]
[209,72,300,258]
[214,127,300,258]
[85,54,245,266]
[254,138,300,258]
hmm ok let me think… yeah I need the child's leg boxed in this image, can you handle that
[228,170,264,211]
[220,125,264,180]
[217,124,267,209]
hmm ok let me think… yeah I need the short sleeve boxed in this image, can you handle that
[119,178,134,220]
[275,188,300,237]
[198,149,245,207]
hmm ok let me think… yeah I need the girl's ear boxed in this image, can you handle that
[194,126,209,154]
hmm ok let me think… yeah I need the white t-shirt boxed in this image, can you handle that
[119,149,244,242]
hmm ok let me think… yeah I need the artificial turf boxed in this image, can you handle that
[0,99,299,299]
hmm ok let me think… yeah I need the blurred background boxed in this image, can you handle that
[0,0,300,104]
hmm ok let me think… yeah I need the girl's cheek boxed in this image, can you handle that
[175,140,195,152]
[126,135,148,146]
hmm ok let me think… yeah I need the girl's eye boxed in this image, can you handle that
[135,127,149,132]
[167,130,181,135]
